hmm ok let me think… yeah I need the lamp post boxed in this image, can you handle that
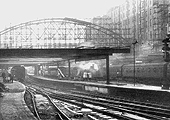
[132,41,138,86]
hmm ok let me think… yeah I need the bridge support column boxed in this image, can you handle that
[106,55,110,84]
[34,65,40,76]
[68,60,71,79]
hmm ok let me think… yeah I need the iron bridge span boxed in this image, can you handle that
[0,18,131,49]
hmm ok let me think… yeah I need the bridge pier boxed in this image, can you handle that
[34,65,40,76]
[68,60,71,79]
[106,55,110,84]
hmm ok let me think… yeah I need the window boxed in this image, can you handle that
[125,68,128,73]
[150,31,152,39]
[137,68,140,73]
[148,68,151,72]
[159,68,163,73]
[141,68,145,72]
[153,68,157,73]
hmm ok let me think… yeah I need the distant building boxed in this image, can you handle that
[90,16,113,47]
[92,0,170,57]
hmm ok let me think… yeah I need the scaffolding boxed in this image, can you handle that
[153,0,169,52]
[111,4,132,46]
[112,6,122,41]
[137,0,147,44]
[132,0,136,41]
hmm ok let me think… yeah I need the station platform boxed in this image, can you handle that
[0,78,37,120]
[29,75,170,105]
[32,75,168,92]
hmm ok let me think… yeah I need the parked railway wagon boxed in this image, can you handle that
[122,63,168,85]
[11,65,26,82]
[97,62,170,86]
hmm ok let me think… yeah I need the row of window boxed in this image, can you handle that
[124,67,163,74]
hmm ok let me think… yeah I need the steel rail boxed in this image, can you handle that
[26,87,41,120]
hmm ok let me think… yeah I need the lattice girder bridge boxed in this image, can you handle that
[0,18,130,49]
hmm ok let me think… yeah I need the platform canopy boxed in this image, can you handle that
[0,46,130,65]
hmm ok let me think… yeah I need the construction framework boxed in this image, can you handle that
[153,0,169,42]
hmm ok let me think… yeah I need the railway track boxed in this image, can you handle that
[25,84,170,120]
[25,87,71,120]
[70,91,170,116]
[26,85,136,120]
[25,88,41,120]
[48,90,170,120]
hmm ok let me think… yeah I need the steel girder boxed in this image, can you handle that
[0,18,129,49]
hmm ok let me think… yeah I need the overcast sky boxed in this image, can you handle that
[0,0,125,31]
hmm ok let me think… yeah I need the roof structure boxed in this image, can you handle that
[0,47,130,65]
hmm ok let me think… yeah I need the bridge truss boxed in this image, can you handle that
[0,18,130,49]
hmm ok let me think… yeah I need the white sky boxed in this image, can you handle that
[0,0,125,31]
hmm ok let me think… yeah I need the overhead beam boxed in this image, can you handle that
[0,47,130,59]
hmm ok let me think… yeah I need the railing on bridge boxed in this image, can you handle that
[0,18,131,49]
